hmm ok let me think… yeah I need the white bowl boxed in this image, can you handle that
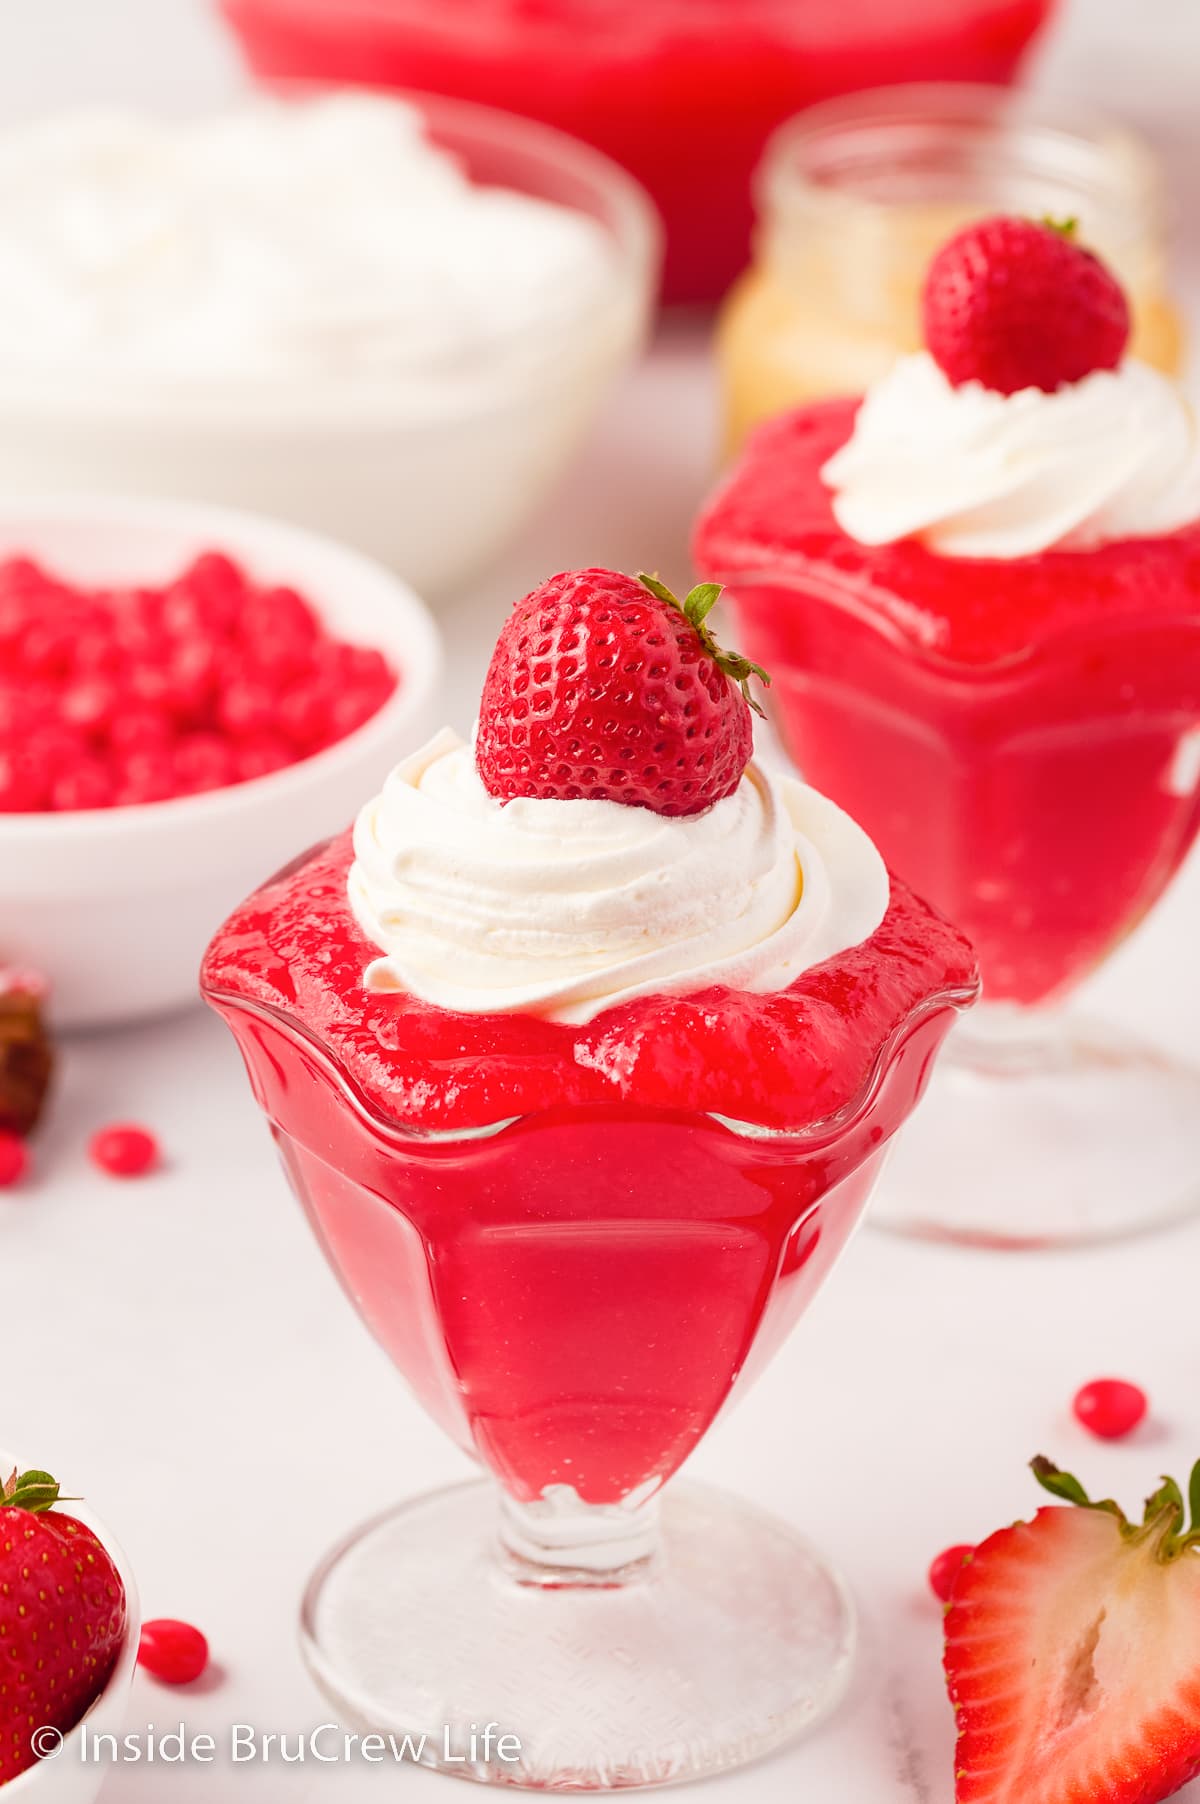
[0,92,659,597]
[0,494,443,1029]
[0,1449,140,1804]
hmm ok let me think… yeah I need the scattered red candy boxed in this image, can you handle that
[88,1122,160,1179]
[0,552,398,812]
[137,1619,209,1686]
[922,215,1131,396]
[1073,1377,1148,1441]
[928,1542,974,1603]
[0,1130,27,1187]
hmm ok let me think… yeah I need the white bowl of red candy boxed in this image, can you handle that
[0,495,442,1027]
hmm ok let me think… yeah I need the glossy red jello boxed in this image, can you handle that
[694,400,1200,1004]
[203,828,975,1504]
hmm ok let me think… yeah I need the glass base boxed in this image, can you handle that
[873,1005,1200,1249]
[300,1478,855,1790]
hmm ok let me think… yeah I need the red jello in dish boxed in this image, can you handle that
[697,218,1200,1250]
[202,565,976,1787]
[218,0,1056,304]
[203,826,975,1503]
[693,399,1200,1006]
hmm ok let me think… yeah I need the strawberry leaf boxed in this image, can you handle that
[682,583,723,629]
[1144,1476,1186,1531]
[1032,1457,1092,1507]
[636,573,677,610]
[1031,1456,1129,1527]
[1,1468,62,1513]
[635,571,772,719]
[1029,1457,1200,1560]
[1189,1460,1200,1536]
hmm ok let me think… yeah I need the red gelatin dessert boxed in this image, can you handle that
[695,397,1200,1004]
[204,568,976,1507]
[205,827,975,1501]
[202,566,976,1785]
[219,0,1056,305]
[695,220,1200,1249]
[694,223,1200,1009]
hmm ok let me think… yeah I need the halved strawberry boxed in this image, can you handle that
[945,1457,1200,1804]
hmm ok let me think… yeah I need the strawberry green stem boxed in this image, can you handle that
[1032,1456,1200,1563]
[1,1467,64,1513]
[636,572,771,718]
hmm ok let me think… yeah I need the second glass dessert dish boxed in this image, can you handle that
[719,82,1183,455]
[696,218,1200,1249]
[204,568,977,1787]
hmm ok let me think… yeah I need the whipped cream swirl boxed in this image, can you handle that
[822,351,1200,559]
[348,730,888,1024]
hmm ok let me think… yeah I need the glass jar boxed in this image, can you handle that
[718,84,1185,455]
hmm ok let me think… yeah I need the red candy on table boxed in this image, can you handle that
[0,551,398,812]
[89,1123,161,1179]
[1072,1378,1148,1441]
[137,1619,210,1685]
[0,1130,27,1187]
[928,1543,974,1603]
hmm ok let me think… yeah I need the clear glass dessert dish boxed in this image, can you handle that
[0,93,658,595]
[719,83,1184,456]
[695,400,1200,1248]
[202,829,977,1788]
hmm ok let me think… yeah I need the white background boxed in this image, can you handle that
[2,3,1200,1801]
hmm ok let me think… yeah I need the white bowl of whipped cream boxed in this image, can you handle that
[0,91,658,595]
[0,493,442,1029]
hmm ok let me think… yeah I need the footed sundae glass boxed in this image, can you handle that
[695,223,1200,1250]
[203,569,977,1788]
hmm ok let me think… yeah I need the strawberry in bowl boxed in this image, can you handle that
[945,1456,1200,1804]
[0,1460,137,1796]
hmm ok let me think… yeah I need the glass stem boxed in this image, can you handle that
[498,1482,662,1587]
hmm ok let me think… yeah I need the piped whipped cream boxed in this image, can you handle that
[348,729,888,1024]
[821,351,1200,558]
[0,95,613,387]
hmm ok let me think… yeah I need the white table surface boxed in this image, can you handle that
[3,3,1200,1801]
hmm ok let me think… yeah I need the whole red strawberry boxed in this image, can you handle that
[922,215,1131,395]
[945,1456,1200,1804]
[475,569,769,816]
[0,1467,128,1782]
